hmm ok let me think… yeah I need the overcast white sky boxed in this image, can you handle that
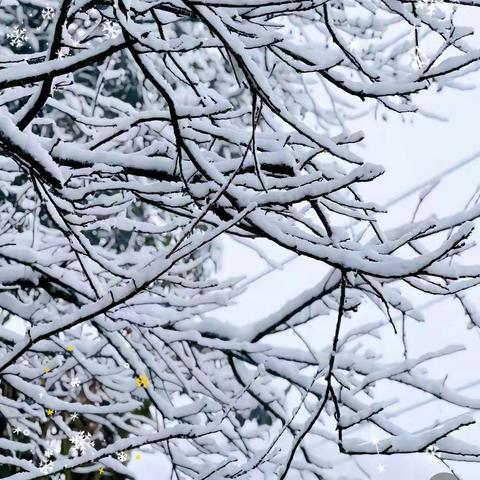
[130,22,480,480]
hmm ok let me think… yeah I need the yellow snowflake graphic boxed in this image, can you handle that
[46,409,55,416]
[135,374,149,388]
[98,466,105,476]
[66,345,74,352]
[134,452,141,461]
[43,367,50,374]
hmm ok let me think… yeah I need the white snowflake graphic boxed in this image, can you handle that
[13,426,21,434]
[101,21,121,39]
[116,451,128,462]
[70,412,78,421]
[7,26,29,48]
[39,460,54,474]
[69,431,94,456]
[41,7,55,20]
[45,449,53,458]
[70,377,80,388]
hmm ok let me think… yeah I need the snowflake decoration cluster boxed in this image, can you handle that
[368,428,386,474]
